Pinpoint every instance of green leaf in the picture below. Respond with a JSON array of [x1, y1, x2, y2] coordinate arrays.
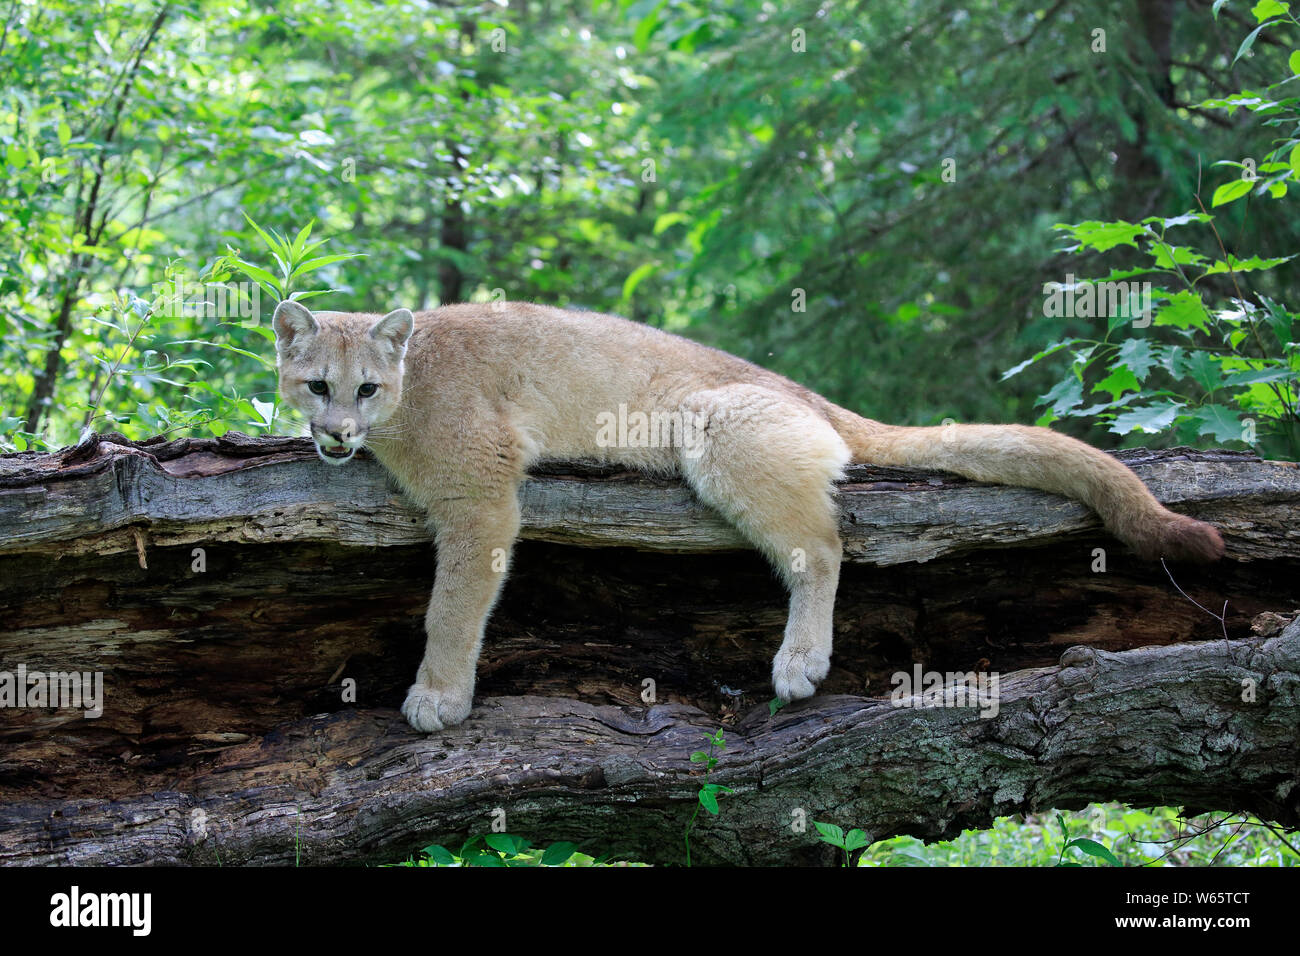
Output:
[[290, 252, 363, 280], [1190, 404, 1246, 443], [1149, 244, 1207, 269], [1093, 366, 1140, 401], [459, 835, 484, 856], [1235, 21, 1274, 65], [1002, 338, 1080, 380], [621, 261, 659, 300], [1114, 338, 1160, 380], [844, 829, 870, 851], [231, 259, 284, 300], [165, 339, 274, 368], [235, 323, 277, 343], [1221, 366, 1297, 386], [540, 842, 579, 866], [698, 789, 719, 814], [242, 214, 286, 258], [289, 221, 315, 260], [1038, 376, 1084, 416], [1211, 179, 1254, 206], [1152, 211, 1213, 229], [813, 821, 846, 846], [421, 844, 456, 865], [1202, 253, 1293, 276], [484, 833, 528, 856], [1184, 350, 1225, 393], [1291, 50, 1300, 75], [1109, 402, 1183, 435], [1153, 291, 1210, 331], [1076, 391, 1145, 417], [1054, 219, 1145, 252], [1065, 837, 1121, 866], [768, 697, 785, 716], [1159, 344, 1189, 378], [653, 212, 689, 235], [464, 851, 507, 867], [1251, 0, 1289, 23], [250, 398, 275, 427], [633, 0, 667, 52], [1260, 296, 1294, 346]]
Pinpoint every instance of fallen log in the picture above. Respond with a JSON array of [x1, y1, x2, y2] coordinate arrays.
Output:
[[0, 433, 1297, 865]]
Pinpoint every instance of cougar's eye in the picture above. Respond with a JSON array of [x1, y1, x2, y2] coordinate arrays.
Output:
[[307, 380, 329, 396], [357, 383, 378, 398]]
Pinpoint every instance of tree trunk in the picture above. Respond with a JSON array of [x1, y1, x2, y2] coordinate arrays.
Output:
[[0, 433, 1297, 865]]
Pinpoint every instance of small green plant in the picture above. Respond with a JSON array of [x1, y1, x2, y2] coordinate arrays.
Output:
[[401, 834, 583, 867], [229, 213, 363, 305], [813, 821, 870, 867], [1054, 812, 1121, 867], [684, 727, 733, 866]]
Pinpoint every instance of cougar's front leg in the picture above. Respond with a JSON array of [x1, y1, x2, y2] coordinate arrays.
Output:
[[401, 494, 521, 733]]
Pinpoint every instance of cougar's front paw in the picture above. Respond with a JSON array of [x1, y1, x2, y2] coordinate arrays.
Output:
[[401, 684, 473, 733], [772, 646, 831, 702]]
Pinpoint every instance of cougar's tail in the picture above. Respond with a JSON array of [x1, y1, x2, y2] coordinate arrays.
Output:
[[824, 406, 1223, 563]]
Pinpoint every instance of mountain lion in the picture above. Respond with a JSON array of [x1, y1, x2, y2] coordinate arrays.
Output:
[[271, 299, 1224, 732]]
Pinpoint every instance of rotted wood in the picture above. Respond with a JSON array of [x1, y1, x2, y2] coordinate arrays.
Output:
[[1, 622, 1297, 867], [0, 432, 1298, 865]]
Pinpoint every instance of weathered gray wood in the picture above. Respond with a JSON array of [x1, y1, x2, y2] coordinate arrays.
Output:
[[1, 619, 1296, 867], [2, 431, 1298, 867], [1, 432, 1296, 564]]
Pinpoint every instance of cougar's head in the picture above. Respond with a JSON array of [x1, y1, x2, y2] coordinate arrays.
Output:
[[272, 300, 414, 466]]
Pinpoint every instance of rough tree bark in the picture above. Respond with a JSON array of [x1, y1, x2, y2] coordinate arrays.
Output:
[[0, 433, 1297, 865]]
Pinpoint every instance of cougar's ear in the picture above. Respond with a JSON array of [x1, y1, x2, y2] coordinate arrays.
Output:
[[272, 300, 319, 348], [370, 308, 414, 351]]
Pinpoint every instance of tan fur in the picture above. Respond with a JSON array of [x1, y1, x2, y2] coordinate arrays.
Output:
[[272, 299, 1224, 732]]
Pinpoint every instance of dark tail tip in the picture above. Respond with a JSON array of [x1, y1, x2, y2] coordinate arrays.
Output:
[[1139, 514, 1225, 564]]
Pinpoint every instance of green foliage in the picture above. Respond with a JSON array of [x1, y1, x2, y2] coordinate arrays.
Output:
[[861, 805, 1300, 867], [1006, 12, 1300, 460], [389, 804, 1299, 867], [684, 726, 733, 866], [5, 1, 1298, 451], [392, 834, 597, 867], [813, 820, 871, 867]]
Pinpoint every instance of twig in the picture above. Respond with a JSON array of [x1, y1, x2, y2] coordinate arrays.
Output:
[[1161, 557, 1228, 641]]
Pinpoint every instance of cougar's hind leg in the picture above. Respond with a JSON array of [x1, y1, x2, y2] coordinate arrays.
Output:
[[676, 385, 851, 701]]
